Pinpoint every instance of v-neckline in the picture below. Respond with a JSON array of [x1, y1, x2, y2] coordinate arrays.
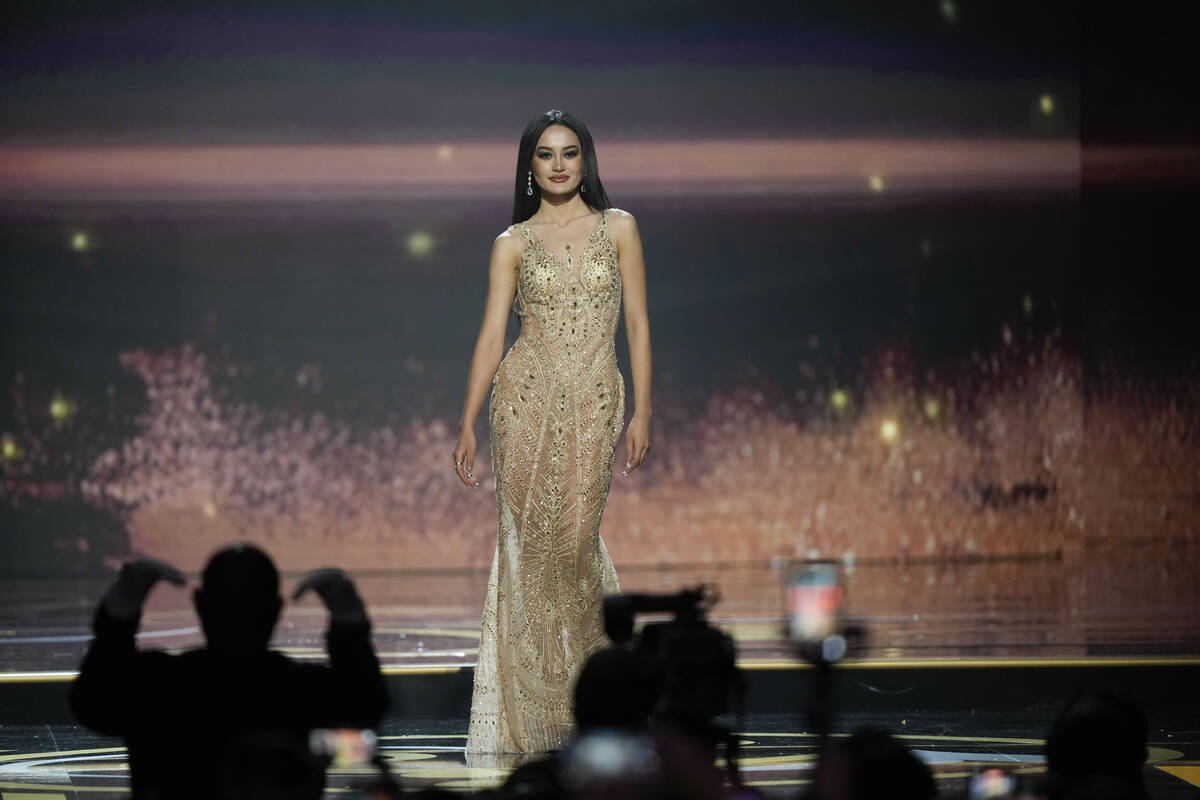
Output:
[[521, 210, 606, 272]]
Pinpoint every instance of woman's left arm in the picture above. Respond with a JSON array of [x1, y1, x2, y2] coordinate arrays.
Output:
[[612, 210, 652, 476]]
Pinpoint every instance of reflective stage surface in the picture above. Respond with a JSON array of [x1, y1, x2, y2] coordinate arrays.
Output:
[[1, 711, 1198, 798], [1, 554, 1198, 797], [3, 551, 1199, 674]]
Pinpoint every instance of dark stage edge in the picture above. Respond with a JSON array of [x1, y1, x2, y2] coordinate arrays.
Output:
[[1, 658, 1198, 798]]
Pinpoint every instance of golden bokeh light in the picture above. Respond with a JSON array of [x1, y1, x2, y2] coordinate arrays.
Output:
[[407, 230, 435, 258], [830, 389, 850, 411], [923, 398, 942, 419], [880, 418, 900, 443], [70, 231, 91, 252], [1039, 94, 1056, 115], [868, 174, 886, 193], [49, 394, 76, 422]]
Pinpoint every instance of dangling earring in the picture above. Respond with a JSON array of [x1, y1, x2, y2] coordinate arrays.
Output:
[[580, 174, 586, 194], [526, 171, 533, 197]]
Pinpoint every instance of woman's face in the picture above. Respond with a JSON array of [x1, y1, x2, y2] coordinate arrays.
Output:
[[531, 125, 583, 198]]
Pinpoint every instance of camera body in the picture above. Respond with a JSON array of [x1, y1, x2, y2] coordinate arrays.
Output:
[[602, 586, 741, 729]]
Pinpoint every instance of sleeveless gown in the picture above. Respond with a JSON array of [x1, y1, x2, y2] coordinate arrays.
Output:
[[466, 209, 624, 754]]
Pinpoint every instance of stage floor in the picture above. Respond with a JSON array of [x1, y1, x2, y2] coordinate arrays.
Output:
[[3, 552, 1199, 676], [1, 709, 1198, 798], [1, 553, 1199, 797]]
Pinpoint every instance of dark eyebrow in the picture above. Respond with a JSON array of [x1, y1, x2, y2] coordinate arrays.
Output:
[[535, 145, 580, 151]]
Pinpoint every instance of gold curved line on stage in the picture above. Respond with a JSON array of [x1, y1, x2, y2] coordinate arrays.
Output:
[[0, 747, 123, 764], [2, 654, 1196, 683], [738, 656, 1200, 670]]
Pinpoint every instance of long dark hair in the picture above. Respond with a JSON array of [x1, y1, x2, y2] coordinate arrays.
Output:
[[511, 109, 611, 225]]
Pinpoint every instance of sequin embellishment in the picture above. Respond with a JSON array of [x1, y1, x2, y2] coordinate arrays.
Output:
[[466, 210, 624, 755]]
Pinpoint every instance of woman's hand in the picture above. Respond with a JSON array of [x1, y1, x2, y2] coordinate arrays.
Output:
[[622, 413, 651, 476], [453, 428, 480, 489]]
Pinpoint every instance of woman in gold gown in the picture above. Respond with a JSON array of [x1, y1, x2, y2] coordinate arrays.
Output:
[[453, 109, 653, 754]]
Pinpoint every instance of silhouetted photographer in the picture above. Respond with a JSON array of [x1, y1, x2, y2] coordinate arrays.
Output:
[[70, 544, 387, 800]]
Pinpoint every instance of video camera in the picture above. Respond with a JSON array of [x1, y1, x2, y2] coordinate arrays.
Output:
[[602, 585, 742, 732]]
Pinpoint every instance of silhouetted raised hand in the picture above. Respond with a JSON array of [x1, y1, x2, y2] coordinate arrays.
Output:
[[102, 557, 186, 620], [293, 568, 369, 625]]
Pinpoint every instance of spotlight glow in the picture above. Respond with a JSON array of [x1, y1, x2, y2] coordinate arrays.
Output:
[[70, 231, 90, 252], [830, 389, 850, 411], [1039, 94, 1056, 115], [880, 418, 900, 443], [923, 398, 941, 419], [407, 230, 435, 258], [939, 0, 957, 23], [1022, 294, 1034, 316], [49, 395, 75, 422], [2, 435, 21, 461], [868, 174, 886, 193]]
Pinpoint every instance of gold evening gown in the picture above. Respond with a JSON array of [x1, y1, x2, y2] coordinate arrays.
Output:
[[466, 209, 624, 754]]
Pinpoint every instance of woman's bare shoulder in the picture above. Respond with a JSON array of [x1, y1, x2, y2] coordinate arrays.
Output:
[[494, 225, 524, 248], [491, 225, 524, 265], [605, 208, 639, 241]]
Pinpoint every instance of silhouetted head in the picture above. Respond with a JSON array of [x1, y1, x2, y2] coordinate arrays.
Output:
[[1045, 687, 1149, 792], [193, 543, 282, 653], [573, 646, 661, 733], [815, 727, 937, 800]]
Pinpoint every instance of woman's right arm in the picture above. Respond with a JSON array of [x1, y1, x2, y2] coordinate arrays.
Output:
[[453, 231, 521, 488]]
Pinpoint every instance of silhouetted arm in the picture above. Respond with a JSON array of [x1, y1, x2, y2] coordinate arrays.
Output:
[[294, 569, 388, 728], [69, 559, 186, 734], [325, 618, 388, 728]]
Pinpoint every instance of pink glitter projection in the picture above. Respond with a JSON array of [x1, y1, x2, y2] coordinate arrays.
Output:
[[80, 333, 1199, 572]]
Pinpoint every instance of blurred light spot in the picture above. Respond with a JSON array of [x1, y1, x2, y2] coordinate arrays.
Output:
[[920, 238, 932, 257], [939, 0, 957, 23], [830, 389, 850, 411], [202, 501, 218, 518], [1002, 324, 1013, 345], [407, 230, 435, 258], [1039, 94, 1056, 115], [880, 418, 900, 443], [867, 174, 886, 193], [822, 634, 847, 662], [70, 231, 91, 252], [1022, 294, 1034, 316], [50, 394, 75, 422], [436, 144, 454, 162], [2, 435, 21, 461], [923, 398, 941, 419]]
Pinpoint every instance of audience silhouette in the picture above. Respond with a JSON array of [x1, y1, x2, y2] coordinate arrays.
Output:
[[67, 565, 1166, 798], [809, 727, 937, 800], [1041, 687, 1152, 800], [70, 543, 387, 800], [491, 643, 758, 800]]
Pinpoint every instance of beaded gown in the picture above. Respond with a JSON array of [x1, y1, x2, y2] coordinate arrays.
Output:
[[466, 209, 623, 754]]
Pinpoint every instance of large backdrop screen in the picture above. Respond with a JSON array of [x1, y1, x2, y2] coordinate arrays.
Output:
[[2, 4, 1195, 577]]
